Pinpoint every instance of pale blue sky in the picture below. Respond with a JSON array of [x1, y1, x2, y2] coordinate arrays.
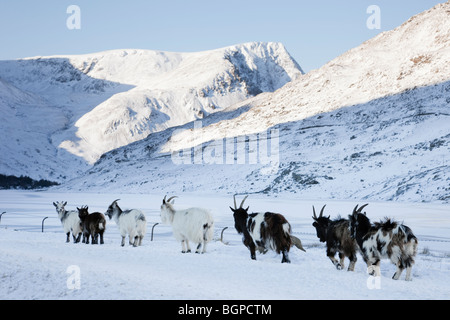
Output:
[[0, 0, 444, 72]]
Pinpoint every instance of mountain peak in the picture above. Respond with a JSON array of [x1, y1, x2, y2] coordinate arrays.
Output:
[[0, 42, 303, 178]]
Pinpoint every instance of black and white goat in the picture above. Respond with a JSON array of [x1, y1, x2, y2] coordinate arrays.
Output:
[[53, 201, 82, 243], [160, 196, 214, 254], [312, 205, 359, 271], [230, 195, 305, 263], [77, 206, 106, 245], [349, 204, 418, 281], [105, 199, 147, 247]]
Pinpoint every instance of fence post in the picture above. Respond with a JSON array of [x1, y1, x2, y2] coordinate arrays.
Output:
[[151, 222, 159, 241], [41, 217, 49, 233], [220, 227, 229, 244]]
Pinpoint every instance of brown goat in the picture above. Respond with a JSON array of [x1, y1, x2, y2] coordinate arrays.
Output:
[[77, 206, 106, 245], [312, 205, 359, 271]]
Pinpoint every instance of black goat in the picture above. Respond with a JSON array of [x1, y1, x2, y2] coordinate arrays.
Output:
[[77, 206, 106, 245], [349, 204, 418, 281], [312, 205, 359, 271], [230, 195, 305, 263]]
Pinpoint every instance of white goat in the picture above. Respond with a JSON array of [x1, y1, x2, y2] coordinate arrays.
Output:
[[105, 199, 147, 247], [160, 196, 214, 254], [53, 201, 82, 243]]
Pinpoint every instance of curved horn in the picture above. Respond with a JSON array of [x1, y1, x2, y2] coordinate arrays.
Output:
[[312, 206, 317, 220], [357, 203, 369, 213], [239, 195, 248, 209], [352, 204, 359, 215], [233, 195, 237, 210], [319, 205, 326, 218], [163, 195, 167, 204], [166, 196, 178, 203], [113, 199, 120, 204]]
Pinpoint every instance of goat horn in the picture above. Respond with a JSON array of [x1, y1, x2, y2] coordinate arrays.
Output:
[[239, 195, 248, 209], [312, 206, 317, 219], [319, 205, 326, 218], [114, 199, 120, 203], [166, 196, 178, 203], [357, 203, 369, 213], [163, 195, 167, 203], [233, 195, 237, 210], [353, 204, 359, 215]]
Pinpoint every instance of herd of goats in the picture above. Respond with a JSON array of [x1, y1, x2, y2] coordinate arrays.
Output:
[[52, 194, 418, 281]]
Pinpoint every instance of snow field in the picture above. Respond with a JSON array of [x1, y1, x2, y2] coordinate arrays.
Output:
[[0, 190, 449, 300]]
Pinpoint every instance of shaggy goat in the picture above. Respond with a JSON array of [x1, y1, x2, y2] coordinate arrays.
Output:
[[160, 195, 214, 254], [349, 204, 418, 281], [53, 201, 82, 243], [312, 205, 359, 271], [105, 199, 147, 247], [77, 206, 106, 245], [230, 195, 305, 263]]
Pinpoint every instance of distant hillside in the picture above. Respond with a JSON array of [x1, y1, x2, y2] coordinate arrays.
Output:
[[64, 2, 450, 203]]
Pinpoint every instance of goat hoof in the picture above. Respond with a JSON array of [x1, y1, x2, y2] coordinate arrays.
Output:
[[187, 249, 191, 253], [336, 264, 343, 270]]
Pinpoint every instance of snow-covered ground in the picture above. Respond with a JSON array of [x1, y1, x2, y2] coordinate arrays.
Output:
[[1, 190, 449, 300]]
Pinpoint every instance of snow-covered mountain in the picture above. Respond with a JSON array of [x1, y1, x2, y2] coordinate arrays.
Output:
[[0, 42, 303, 179], [69, 1, 450, 203]]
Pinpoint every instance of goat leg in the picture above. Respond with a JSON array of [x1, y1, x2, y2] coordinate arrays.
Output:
[[347, 253, 357, 272], [339, 253, 346, 270], [249, 242, 257, 260], [327, 249, 342, 270], [66, 232, 70, 243], [132, 236, 139, 247], [186, 239, 191, 253], [281, 249, 291, 263]]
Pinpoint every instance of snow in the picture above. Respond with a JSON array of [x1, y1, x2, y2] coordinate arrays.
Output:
[[68, 1, 450, 203], [1, 190, 449, 300], [0, 42, 302, 176], [1, 2, 450, 303]]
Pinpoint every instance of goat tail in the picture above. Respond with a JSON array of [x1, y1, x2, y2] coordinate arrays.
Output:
[[290, 235, 306, 252], [99, 222, 105, 230]]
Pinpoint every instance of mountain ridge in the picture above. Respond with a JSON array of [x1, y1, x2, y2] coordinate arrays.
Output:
[[65, 1, 450, 203], [0, 42, 302, 177]]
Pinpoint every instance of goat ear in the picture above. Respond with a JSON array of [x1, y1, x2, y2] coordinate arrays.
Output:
[[245, 206, 249, 212], [63, 201, 67, 206], [229, 206, 236, 213], [77, 207, 80, 211], [53, 202, 57, 207]]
